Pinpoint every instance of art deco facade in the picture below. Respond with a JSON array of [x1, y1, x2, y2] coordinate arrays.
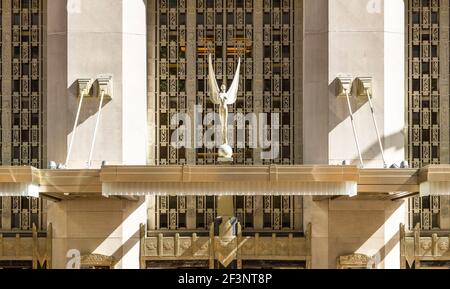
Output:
[[0, 0, 450, 269]]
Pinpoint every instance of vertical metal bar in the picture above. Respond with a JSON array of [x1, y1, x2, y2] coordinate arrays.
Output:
[[345, 90, 364, 168], [65, 90, 86, 167], [88, 90, 105, 168], [366, 90, 387, 167]]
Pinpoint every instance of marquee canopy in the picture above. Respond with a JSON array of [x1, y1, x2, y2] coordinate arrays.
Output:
[[0, 165, 448, 200]]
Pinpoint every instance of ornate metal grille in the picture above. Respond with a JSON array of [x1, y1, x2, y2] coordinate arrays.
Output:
[[154, 0, 298, 165], [195, 196, 217, 229], [234, 196, 256, 229], [155, 196, 217, 231], [235, 196, 297, 231], [263, 196, 293, 230], [195, 0, 256, 164], [157, 196, 188, 230], [406, 0, 450, 231], [156, 0, 188, 165], [409, 196, 441, 230], [0, 196, 45, 231], [0, 0, 46, 233], [1, 0, 45, 168]]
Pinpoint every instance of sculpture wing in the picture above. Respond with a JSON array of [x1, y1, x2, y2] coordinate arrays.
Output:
[[208, 54, 222, 105], [226, 57, 241, 105]]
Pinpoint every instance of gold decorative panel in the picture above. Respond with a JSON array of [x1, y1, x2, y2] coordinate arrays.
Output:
[[0, 196, 45, 231], [408, 195, 441, 230], [407, 0, 450, 231], [1, 1, 46, 233], [153, 0, 298, 165], [1, 0, 45, 168], [155, 0, 188, 165], [150, 1, 302, 235]]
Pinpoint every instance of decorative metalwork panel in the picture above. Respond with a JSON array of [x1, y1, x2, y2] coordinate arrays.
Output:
[[1, 0, 44, 168], [0, 196, 45, 231], [154, 0, 297, 165], [407, 0, 441, 168], [155, 196, 217, 230], [261, 0, 294, 164], [0, 1, 46, 233], [195, 0, 256, 165], [156, 0, 188, 165], [235, 196, 295, 231], [407, 0, 450, 231], [151, 1, 301, 233], [234, 196, 255, 229], [409, 196, 441, 230], [157, 196, 188, 230], [195, 196, 217, 229], [263, 196, 293, 230]]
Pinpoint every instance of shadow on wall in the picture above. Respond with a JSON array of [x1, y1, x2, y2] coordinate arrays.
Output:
[[67, 80, 112, 130], [50, 197, 143, 269], [333, 130, 405, 166], [327, 79, 405, 164], [329, 78, 371, 133], [327, 199, 405, 269]]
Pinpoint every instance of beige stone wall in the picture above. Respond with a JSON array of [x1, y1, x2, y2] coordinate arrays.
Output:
[[304, 0, 406, 167], [47, 197, 146, 269], [46, 0, 147, 168], [304, 197, 407, 269]]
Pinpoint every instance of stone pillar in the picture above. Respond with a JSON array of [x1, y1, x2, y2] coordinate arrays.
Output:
[[146, 196, 156, 231], [2, 0, 12, 165], [1, 197, 12, 230], [303, 196, 329, 269], [217, 196, 234, 218], [293, 0, 303, 164], [303, 0, 406, 167], [47, 0, 147, 168], [186, 196, 197, 230], [440, 0, 450, 164], [254, 196, 264, 230], [122, 1, 148, 166], [46, 0, 68, 166], [303, 0, 329, 165], [47, 197, 147, 269]]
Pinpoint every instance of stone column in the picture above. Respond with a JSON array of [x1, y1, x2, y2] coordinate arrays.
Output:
[[302, 0, 329, 165], [440, 0, 450, 164], [121, 0, 148, 166], [46, 0, 68, 165], [1, 197, 12, 230], [254, 196, 263, 230], [293, 0, 303, 164], [47, 0, 147, 168], [2, 0, 12, 165], [146, 196, 156, 231], [303, 196, 329, 269], [186, 196, 197, 230]]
